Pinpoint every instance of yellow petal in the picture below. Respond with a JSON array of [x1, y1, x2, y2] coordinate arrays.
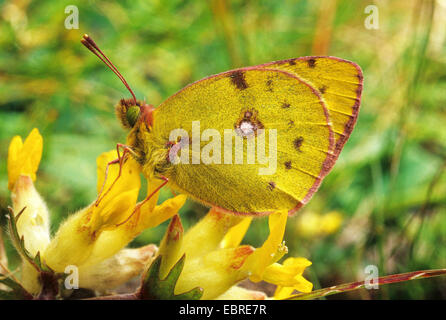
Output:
[[246, 210, 288, 282], [181, 208, 243, 261], [96, 150, 118, 194], [293, 275, 313, 293], [275, 276, 313, 295], [274, 286, 295, 300], [262, 258, 313, 293], [144, 178, 165, 212], [91, 149, 141, 232], [263, 263, 301, 286], [175, 246, 254, 300], [22, 128, 43, 180], [140, 194, 187, 230], [7, 136, 23, 190], [96, 150, 141, 199], [7, 128, 43, 190], [283, 257, 312, 270], [221, 217, 252, 249], [80, 193, 185, 267], [97, 189, 139, 229]]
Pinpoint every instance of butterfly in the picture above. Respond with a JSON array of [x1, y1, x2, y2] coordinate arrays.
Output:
[[81, 34, 363, 216]]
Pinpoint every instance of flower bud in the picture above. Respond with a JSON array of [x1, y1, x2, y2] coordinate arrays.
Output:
[[78, 245, 157, 291], [158, 215, 184, 279]]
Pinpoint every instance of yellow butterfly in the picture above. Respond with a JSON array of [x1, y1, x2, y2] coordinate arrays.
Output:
[[82, 35, 363, 216]]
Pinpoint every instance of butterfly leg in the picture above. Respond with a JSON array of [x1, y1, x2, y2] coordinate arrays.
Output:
[[95, 143, 137, 206], [116, 176, 169, 226]]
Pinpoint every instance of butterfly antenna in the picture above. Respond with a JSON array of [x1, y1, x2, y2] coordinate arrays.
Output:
[[81, 34, 138, 106]]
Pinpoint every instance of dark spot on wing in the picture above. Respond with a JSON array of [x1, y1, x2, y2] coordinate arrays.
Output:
[[319, 85, 327, 94], [229, 71, 248, 90], [285, 161, 292, 170], [268, 181, 276, 191], [282, 102, 290, 109], [288, 120, 295, 128], [293, 136, 304, 151], [266, 79, 273, 92], [307, 59, 316, 68]]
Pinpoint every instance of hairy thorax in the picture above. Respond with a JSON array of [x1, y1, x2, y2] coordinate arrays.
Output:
[[126, 121, 173, 180]]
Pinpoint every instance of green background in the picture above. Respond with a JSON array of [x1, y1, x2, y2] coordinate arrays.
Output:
[[1, 0, 445, 299]]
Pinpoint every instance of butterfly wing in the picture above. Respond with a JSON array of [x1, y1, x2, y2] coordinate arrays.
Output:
[[151, 67, 336, 215], [258, 56, 363, 157]]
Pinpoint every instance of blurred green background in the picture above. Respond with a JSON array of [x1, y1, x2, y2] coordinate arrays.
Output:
[[1, 0, 445, 299]]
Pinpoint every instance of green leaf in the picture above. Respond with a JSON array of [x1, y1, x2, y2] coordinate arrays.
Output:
[[0, 275, 33, 300], [140, 255, 203, 300]]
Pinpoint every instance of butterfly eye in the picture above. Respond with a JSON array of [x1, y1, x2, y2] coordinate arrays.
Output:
[[126, 106, 140, 127], [116, 98, 140, 129]]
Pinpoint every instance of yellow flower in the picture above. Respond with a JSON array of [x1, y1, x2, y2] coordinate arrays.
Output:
[[7, 129, 48, 257], [239, 211, 313, 296], [43, 150, 185, 271], [6, 129, 49, 294], [6, 129, 186, 294], [154, 209, 313, 300], [155, 208, 251, 299], [7, 128, 43, 191], [270, 257, 313, 298], [320, 211, 343, 234], [243, 210, 289, 282], [296, 210, 343, 238]]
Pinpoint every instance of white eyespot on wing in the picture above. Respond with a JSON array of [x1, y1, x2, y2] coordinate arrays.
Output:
[[238, 120, 255, 136]]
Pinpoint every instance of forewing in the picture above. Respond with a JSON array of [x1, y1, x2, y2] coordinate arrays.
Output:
[[152, 68, 335, 215]]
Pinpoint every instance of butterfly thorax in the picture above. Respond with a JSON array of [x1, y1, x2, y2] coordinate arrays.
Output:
[[126, 120, 172, 179]]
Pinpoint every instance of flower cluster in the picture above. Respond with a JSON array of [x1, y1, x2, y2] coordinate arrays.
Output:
[[1, 128, 313, 300]]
